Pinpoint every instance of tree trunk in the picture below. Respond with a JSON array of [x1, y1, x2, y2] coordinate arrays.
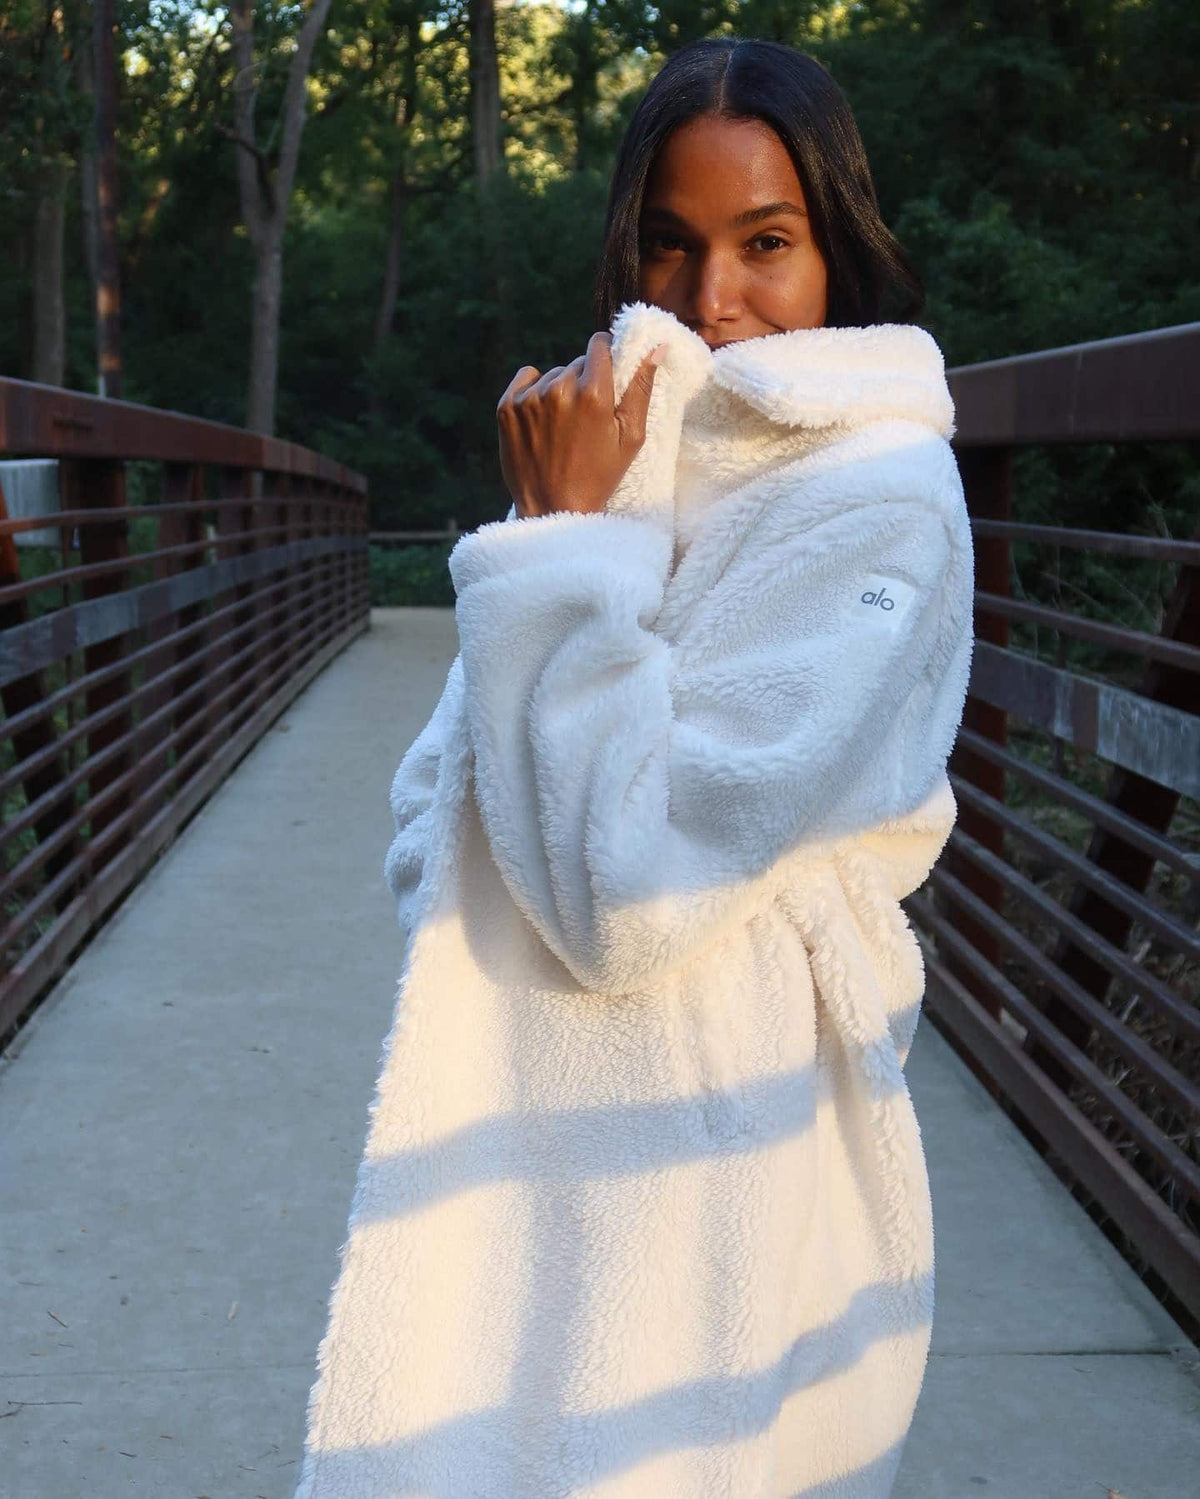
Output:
[[469, 0, 503, 191], [229, 0, 333, 436], [93, 0, 121, 398], [372, 18, 421, 362], [373, 169, 410, 356], [73, 0, 101, 381], [467, 0, 515, 405], [247, 236, 284, 437], [31, 159, 69, 387], [563, 8, 601, 174]]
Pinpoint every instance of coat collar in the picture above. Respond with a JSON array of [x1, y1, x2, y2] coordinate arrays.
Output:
[[608, 299, 956, 439], [603, 300, 956, 539]]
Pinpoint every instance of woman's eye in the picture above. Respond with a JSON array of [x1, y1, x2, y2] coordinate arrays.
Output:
[[640, 231, 789, 257], [642, 233, 687, 255]]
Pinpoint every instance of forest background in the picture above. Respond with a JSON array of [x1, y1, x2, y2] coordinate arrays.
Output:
[[2, 0, 1198, 606]]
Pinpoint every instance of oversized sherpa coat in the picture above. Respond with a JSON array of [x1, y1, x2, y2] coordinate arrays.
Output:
[[294, 301, 975, 1499]]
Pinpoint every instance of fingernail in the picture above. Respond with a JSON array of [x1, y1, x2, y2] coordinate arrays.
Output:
[[649, 343, 668, 365]]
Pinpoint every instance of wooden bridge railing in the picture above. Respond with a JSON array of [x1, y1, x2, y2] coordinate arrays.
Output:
[[917, 322, 1200, 1328], [0, 379, 369, 1043]]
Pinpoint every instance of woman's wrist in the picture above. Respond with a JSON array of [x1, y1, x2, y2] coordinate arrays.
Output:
[[511, 491, 601, 520]]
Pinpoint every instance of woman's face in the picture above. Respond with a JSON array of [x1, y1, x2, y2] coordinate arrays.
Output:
[[637, 113, 828, 348]]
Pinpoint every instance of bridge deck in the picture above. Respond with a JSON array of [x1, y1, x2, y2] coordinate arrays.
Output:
[[2, 608, 1195, 1497]]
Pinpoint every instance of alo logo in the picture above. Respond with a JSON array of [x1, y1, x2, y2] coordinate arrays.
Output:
[[856, 572, 915, 625]]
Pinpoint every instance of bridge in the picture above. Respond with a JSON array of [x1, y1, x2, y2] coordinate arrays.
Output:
[[2, 326, 1198, 1495]]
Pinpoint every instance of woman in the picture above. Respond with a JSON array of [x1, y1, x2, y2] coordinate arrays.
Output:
[[295, 36, 974, 1499]]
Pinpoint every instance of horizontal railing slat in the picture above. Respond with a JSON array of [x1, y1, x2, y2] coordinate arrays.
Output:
[[974, 590, 1200, 672], [948, 320, 1200, 445], [1, 511, 285, 607], [939, 825, 1200, 1045], [948, 773, 1200, 962], [970, 518, 1200, 564], [0, 376, 366, 490], [0, 533, 365, 687], [968, 640, 1200, 797], [953, 725, 1198, 886]]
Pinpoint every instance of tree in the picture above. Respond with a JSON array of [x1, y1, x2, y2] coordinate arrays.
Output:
[[0, 0, 87, 386], [367, 6, 443, 359], [467, 0, 513, 401], [92, 0, 121, 395], [469, 0, 502, 190], [227, 0, 334, 435]]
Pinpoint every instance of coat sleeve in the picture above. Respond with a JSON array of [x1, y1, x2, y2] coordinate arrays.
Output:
[[383, 652, 465, 937], [447, 434, 974, 994], [382, 505, 520, 931]]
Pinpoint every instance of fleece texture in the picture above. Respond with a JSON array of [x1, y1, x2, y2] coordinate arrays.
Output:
[[293, 301, 976, 1498]]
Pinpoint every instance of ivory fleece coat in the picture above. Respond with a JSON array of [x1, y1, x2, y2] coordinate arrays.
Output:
[[294, 300, 976, 1499]]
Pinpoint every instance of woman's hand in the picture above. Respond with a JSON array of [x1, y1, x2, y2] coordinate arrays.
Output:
[[496, 330, 668, 518]]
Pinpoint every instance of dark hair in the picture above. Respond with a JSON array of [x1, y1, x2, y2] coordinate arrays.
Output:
[[593, 37, 924, 330]]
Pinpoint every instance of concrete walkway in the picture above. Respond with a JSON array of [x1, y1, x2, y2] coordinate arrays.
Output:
[[2, 607, 1196, 1498]]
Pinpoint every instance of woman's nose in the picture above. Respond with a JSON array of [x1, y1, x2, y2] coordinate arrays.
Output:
[[689, 250, 742, 328]]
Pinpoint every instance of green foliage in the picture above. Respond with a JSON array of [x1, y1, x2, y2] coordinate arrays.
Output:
[[823, 5, 1200, 364], [369, 541, 455, 606]]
